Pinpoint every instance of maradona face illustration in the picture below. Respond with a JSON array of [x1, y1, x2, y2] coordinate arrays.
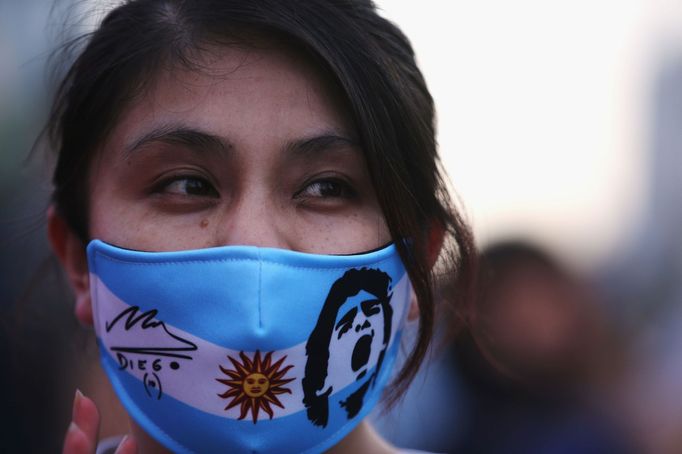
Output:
[[302, 268, 393, 427]]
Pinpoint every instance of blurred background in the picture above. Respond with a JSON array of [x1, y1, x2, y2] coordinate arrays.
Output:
[[2, 0, 682, 452]]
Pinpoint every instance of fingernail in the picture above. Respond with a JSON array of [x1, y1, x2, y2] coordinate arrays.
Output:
[[72, 388, 84, 420], [114, 434, 136, 454], [67, 421, 81, 434]]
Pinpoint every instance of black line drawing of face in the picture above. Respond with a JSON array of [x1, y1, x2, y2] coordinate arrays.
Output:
[[302, 268, 393, 428], [330, 291, 386, 383]]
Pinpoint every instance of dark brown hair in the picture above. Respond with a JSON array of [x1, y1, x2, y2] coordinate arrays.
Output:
[[47, 0, 476, 403]]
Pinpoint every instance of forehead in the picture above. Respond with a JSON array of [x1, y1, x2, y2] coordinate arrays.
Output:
[[103, 43, 354, 156], [334, 290, 383, 324]]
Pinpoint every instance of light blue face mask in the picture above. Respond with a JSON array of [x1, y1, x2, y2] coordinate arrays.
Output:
[[87, 240, 412, 454]]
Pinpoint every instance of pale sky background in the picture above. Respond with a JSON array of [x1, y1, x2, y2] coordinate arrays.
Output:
[[376, 0, 682, 269]]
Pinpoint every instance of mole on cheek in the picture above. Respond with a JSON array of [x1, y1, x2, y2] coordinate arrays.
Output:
[[200, 219, 209, 228]]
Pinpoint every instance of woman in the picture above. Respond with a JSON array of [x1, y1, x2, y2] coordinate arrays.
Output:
[[45, 1, 475, 452]]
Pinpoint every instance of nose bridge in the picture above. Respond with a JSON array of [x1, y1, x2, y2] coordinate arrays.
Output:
[[217, 187, 288, 249], [355, 312, 371, 332]]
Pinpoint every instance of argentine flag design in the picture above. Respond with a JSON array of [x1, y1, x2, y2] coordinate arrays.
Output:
[[87, 240, 411, 454]]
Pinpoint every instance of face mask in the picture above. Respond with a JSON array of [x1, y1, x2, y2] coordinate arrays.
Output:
[[87, 239, 412, 454]]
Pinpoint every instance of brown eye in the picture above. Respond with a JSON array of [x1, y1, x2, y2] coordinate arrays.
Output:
[[295, 178, 355, 199], [161, 176, 219, 198]]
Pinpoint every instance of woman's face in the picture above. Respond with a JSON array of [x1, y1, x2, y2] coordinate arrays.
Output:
[[87, 44, 390, 254]]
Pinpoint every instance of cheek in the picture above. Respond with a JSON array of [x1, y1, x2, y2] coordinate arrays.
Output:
[[89, 196, 217, 251], [290, 209, 390, 254], [86, 142, 227, 251], [330, 328, 359, 363], [88, 200, 389, 253]]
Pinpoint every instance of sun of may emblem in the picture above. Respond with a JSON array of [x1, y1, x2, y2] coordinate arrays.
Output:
[[216, 350, 295, 423]]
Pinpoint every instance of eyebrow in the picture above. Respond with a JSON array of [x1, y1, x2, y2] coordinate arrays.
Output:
[[125, 125, 232, 157], [335, 307, 358, 333], [361, 298, 381, 316], [284, 133, 358, 158], [125, 125, 357, 159]]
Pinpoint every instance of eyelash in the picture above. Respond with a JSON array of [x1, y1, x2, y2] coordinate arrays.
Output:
[[152, 174, 357, 202], [293, 177, 356, 201], [155, 175, 219, 198]]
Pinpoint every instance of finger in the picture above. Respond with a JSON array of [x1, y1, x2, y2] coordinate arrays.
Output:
[[113, 434, 138, 454], [72, 389, 100, 446], [62, 422, 91, 454]]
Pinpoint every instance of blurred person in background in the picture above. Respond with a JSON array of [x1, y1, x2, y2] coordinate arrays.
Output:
[[449, 240, 636, 454]]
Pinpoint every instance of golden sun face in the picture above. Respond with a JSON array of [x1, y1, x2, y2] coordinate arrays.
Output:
[[243, 373, 269, 397], [217, 350, 294, 423]]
